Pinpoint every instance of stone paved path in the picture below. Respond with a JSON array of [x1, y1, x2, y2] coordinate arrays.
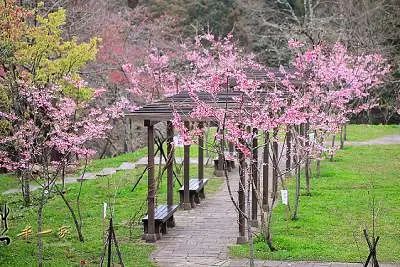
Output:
[[2, 162, 135, 195], [151, 171, 239, 266], [346, 134, 400, 146]]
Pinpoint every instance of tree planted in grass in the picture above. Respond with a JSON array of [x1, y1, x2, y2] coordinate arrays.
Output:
[[0, 2, 136, 266], [123, 33, 389, 262]]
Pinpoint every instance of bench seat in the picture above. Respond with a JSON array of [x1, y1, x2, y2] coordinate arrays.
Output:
[[178, 178, 208, 208], [142, 204, 179, 239]]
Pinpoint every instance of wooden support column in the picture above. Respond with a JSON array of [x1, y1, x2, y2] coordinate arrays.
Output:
[[271, 128, 278, 200], [286, 125, 291, 176], [214, 127, 225, 177], [183, 121, 191, 210], [237, 141, 247, 244], [251, 128, 258, 227], [198, 122, 204, 181], [262, 131, 269, 211], [167, 121, 174, 206], [144, 120, 157, 242]]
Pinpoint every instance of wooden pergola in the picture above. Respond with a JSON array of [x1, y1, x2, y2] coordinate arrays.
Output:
[[126, 72, 293, 243], [126, 91, 242, 242]]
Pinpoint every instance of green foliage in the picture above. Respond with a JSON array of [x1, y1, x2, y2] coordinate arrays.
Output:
[[231, 145, 400, 262], [17, 8, 98, 88]]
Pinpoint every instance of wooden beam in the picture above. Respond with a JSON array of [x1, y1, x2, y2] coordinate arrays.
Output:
[[183, 121, 191, 210], [145, 123, 157, 242], [167, 121, 174, 207]]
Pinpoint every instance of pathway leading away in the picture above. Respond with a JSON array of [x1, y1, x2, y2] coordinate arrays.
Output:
[[151, 171, 239, 266]]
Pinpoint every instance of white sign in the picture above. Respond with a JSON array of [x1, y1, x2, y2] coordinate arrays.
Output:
[[103, 202, 107, 219], [309, 132, 315, 142], [173, 135, 184, 147], [281, 190, 288, 205]]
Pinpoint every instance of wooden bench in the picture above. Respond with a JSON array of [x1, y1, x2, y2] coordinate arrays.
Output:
[[179, 179, 208, 208], [214, 158, 235, 172], [142, 204, 179, 239]]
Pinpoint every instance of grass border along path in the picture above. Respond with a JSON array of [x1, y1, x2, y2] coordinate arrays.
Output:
[[230, 145, 400, 263]]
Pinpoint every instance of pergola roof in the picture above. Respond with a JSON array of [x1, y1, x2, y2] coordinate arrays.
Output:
[[125, 69, 291, 122], [125, 91, 241, 121]]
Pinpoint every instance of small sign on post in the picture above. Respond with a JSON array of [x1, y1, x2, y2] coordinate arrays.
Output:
[[309, 132, 315, 142], [103, 203, 107, 219], [281, 190, 288, 205]]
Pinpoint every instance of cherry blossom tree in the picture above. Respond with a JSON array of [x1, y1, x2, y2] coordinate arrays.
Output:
[[123, 33, 389, 260], [0, 75, 136, 266]]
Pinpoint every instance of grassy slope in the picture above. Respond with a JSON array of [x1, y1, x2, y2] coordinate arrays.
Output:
[[230, 145, 400, 263], [343, 124, 400, 141], [0, 163, 223, 266]]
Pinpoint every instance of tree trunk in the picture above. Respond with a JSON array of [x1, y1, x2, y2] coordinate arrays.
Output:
[[316, 158, 321, 178], [22, 173, 30, 206], [304, 123, 311, 196], [57, 189, 85, 242], [247, 172, 255, 267], [340, 125, 344, 149], [292, 164, 301, 220], [292, 128, 301, 220], [330, 135, 336, 162], [37, 194, 44, 267]]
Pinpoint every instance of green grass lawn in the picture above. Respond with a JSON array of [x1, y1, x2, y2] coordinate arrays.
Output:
[[343, 124, 400, 141], [0, 163, 223, 266], [230, 145, 400, 263]]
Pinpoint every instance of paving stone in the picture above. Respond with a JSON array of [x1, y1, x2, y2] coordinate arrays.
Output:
[[116, 162, 135, 171], [96, 168, 117, 177], [76, 172, 96, 181]]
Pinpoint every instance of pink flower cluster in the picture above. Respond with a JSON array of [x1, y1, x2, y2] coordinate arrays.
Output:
[[0, 77, 135, 172], [123, 34, 389, 159]]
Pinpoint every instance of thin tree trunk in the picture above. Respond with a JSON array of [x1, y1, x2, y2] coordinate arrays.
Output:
[[22, 173, 30, 206], [340, 125, 344, 149], [292, 164, 301, 220], [37, 192, 45, 267], [57, 187, 85, 242], [330, 135, 336, 162], [316, 135, 323, 178], [343, 124, 347, 141], [292, 127, 301, 220], [247, 172, 255, 267], [304, 123, 311, 196]]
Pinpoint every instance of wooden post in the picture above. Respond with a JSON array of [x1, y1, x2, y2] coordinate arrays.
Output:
[[271, 128, 278, 200], [198, 122, 204, 181], [237, 140, 247, 244], [183, 121, 191, 210], [144, 120, 157, 242], [286, 126, 291, 176], [167, 121, 174, 207], [262, 131, 269, 211], [251, 128, 258, 227], [214, 127, 225, 177]]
